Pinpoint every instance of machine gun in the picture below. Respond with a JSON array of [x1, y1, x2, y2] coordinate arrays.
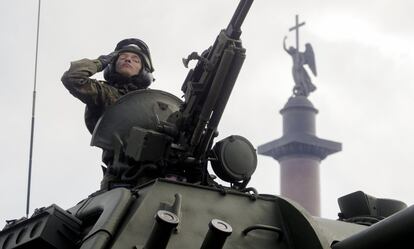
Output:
[[178, 0, 252, 157], [167, 0, 256, 186]]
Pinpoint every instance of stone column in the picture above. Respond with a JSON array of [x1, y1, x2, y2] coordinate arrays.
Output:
[[258, 96, 341, 216]]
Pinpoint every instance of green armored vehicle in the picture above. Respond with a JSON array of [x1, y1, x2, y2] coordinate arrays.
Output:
[[1, 0, 413, 248]]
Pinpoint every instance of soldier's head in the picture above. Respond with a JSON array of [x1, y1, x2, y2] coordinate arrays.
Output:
[[104, 38, 155, 88]]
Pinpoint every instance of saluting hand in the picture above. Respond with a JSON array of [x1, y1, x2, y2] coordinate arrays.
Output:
[[97, 51, 118, 69]]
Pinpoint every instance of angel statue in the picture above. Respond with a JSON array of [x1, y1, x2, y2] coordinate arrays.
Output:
[[283, 36, 317, 97]]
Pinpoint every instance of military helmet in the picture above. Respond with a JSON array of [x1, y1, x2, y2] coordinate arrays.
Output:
[[115, 38, 154, 73], [104, 38, 155, 88]]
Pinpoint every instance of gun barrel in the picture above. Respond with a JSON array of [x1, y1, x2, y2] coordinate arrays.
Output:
[[196, 47, 246, 156], [332, 205, 414, 249], [190, 47, 236, 147], [226, 0, 254, 38]]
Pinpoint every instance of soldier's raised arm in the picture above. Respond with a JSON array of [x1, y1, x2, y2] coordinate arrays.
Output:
[[61, 54, 120, 107]]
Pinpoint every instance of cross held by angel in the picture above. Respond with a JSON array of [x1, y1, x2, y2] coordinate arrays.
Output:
[[283, 15, 317, 97]]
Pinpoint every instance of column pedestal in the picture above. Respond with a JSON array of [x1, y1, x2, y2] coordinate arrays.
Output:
[[258, 96, 341, 216]]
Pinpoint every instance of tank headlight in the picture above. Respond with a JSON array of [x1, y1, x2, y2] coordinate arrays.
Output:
[[211, 135, 257, 183]]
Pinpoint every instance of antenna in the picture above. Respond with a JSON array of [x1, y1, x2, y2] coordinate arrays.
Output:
[[26, 0, 41, 218]]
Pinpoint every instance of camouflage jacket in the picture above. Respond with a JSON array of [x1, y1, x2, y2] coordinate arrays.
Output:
[[61, 58, 136, 133]]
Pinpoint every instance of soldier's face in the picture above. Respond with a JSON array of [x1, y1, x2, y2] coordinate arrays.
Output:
[[115, 52, 142, 77]]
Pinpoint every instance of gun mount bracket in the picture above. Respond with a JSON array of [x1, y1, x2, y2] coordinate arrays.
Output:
[[182, 52, 209, 68]]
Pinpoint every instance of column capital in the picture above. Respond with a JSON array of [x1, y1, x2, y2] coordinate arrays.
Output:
[[258, 133, 342, 161]]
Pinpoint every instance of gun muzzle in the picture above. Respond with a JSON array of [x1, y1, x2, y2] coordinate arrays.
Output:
[[200, 219, 232, 249], [143, 210, 179, 249]]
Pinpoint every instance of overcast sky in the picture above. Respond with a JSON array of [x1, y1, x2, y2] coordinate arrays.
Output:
[[1, 0, 413, 225]]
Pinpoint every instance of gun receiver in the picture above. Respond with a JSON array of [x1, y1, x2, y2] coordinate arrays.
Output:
[[178, 0, 253, 167]]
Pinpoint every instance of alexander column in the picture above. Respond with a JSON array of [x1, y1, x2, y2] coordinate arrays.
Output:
[[257, 15, 341, 216]]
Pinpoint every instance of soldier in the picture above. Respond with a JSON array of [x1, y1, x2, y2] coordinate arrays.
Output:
[[62, 38, 154, 133], [61, 38, 155, 189]]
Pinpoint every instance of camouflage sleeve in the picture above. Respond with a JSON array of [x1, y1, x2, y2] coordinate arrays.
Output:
[[61, 58, 120, 107]]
